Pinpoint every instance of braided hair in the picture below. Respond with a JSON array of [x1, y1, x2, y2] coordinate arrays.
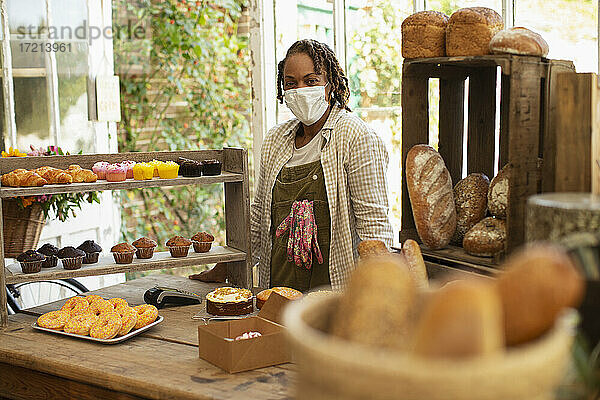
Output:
[[276, 39, 351, 112]]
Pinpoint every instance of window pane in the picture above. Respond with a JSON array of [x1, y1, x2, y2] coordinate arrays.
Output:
[[425, 0, 502, 15], [346, 0, 412, 243], [274, 0, 334, 122], [14, 77, 51, 150], [56, 41, 92, 153], [515, 0, 598, 73]]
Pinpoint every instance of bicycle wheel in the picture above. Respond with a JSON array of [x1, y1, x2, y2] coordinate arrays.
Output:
[[9, 279, 89, 312]]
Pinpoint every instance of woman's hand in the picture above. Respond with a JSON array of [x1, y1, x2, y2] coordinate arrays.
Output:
[[188, 262, 227, 283]]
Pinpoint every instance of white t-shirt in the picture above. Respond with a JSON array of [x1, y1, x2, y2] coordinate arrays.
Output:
[[285, 133, 323, 167]]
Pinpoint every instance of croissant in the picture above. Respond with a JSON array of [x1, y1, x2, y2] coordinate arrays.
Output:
[[34, 167, 73, 184], [66, 165, 98, 183], [1, 170, 47, 187]]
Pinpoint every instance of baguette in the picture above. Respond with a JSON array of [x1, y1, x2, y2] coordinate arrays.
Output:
[[405, 144, 456, 249], [401, 239, 428, 289]]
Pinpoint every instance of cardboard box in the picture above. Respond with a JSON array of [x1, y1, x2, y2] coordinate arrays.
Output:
[[197, 292, 291, 373]]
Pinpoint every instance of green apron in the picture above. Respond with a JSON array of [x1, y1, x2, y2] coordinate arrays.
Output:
[[270, 160, 331, 292]]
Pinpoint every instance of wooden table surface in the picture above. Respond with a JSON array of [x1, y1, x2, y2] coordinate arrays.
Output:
[[0, 275, 294, 400]]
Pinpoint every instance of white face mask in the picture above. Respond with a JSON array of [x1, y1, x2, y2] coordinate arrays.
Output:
[[284, 84, 329, 126]]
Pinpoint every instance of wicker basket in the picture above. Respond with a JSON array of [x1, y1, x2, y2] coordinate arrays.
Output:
[[2, 199, 45, 258], [284, 295, 577, 400]]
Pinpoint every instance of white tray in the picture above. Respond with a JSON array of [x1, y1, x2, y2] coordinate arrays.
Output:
[[32, 315, 163, 344]]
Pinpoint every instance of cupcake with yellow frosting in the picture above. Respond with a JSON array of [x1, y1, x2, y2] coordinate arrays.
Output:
[[133, 163, 154, 180], [158, 161, 179, 179], [149, 159, 162, 177]]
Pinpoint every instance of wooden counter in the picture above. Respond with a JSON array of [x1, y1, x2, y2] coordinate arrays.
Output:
[[0, 275, 294, 400]]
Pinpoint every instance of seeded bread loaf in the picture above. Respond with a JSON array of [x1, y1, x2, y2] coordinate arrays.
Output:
[[452, 173, 490, 244], [446, 7, 504, 56], [490, 27, 549, 57], [401, 11, 449, 58], [406, 144, 457, 249]]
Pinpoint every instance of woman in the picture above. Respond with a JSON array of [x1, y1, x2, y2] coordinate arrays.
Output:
[[191, 39, 393, 291]]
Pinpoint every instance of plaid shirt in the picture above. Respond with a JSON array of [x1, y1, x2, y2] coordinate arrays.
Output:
[[250, 106, 393, 290]]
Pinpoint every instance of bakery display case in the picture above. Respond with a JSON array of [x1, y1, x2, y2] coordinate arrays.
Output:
[[0, 148, 252, 328], [399, 54, 587, 270]]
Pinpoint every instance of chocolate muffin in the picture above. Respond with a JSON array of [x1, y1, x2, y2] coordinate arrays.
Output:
[[166, 236, 192, 258], [57, 246, 86, 270], [132, 237, 158, 259], [16, 250, 46, 274], [191, 232, 215, 253], [202, 159, 221, 176], [37, 243, 59, 268], [178, 158, 203, 177], [77, 240, 103, 264], [110, 243, 136, 264]]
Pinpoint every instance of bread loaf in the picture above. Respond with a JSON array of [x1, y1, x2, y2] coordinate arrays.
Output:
[[490, 27, 549, 57], [401, 11, 449, 58], [330, 256, 416, 349], [497, 244, 585, 346], [463, 217, 506, 257], [406, 144, 456, 249], [401, 239, 428, 289], [446, 7, 504, 56], [488, 164, 509, 219], [357, 239, 389, 258], [452, 173, 489, 243], [411, 278, 504, 358]]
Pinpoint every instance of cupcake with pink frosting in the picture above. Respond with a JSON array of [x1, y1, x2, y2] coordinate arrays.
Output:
[[92, 161, 109, 180], [106, 163, 127, 182], [121, 160, 136, 179]]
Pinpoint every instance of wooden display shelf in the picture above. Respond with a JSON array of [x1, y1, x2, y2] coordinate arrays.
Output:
[[0, 172, 243, 198], [0, 148, 252, 328], [401, 54, 576, 259], [4, 246, 246, 285]]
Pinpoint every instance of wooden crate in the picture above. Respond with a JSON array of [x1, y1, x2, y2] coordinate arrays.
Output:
[[400, 55, 575, 261]]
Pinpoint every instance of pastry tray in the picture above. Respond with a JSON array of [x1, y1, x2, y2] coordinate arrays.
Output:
[[31, 315, 163, 344]]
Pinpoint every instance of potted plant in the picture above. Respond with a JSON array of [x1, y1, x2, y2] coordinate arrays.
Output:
[[2, 146, 100, 258]]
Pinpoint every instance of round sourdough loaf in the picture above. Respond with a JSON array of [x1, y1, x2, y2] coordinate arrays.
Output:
[[401, 11, 449, 58], [490, 27, 549, 57], [452, 173, 490, 243], [446, 7, 504, 56], [406, 144, 456, 250], [462, 217, 506, 257], [488, 164, 510, 219]]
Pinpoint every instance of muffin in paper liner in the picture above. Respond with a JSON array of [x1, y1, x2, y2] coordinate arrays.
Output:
[[135, 246, 156, 259], [168, 245, 190, 258], [192, 240, 213, 253], [82, 252, 100, 264], [61, 256, 84, 270], [20, 260, 43, 274], [112, 251, 136, 264], [41, 255, 58, 268]]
